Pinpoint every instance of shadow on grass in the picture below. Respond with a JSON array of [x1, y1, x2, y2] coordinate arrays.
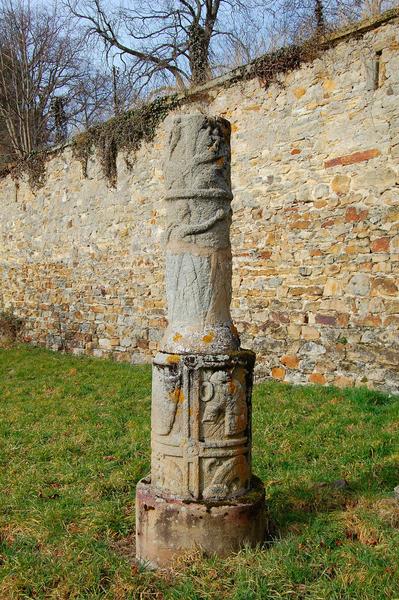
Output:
[[267, 460, 398, 539]]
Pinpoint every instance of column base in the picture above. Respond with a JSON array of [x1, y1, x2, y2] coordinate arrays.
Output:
[[136, 475, 268, 568]]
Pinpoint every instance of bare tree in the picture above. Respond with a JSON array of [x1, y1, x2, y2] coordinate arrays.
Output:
[[66, 0, 267, 89], [0, 0, 87, 158], [67, 64, 141, 131], [261, 0, 397, 48], [0, 0, 137, 162]]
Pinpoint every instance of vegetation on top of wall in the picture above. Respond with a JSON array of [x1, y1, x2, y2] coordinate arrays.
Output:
[[251, 41, 321, 89], [0, 94, 182, 189], [0, 40, 318, 188], [0, 39, 333, 187], [71, 41, 323, 185], [72, 94, 182, 186], [73, 37, 327, 185], [223, 7, 399, 90], [0, 8, 397, 188], [0, 151, 48, 190]]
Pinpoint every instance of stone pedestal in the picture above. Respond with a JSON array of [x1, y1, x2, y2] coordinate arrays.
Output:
[[136, 476, 266, 568], [135, 114, 267, 567]]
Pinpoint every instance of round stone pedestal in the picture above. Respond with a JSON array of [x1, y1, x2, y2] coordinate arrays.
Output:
[[136, 476, 268, 568]]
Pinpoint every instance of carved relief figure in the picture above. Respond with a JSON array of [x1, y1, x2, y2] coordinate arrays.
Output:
[[152, 452, 184, 494], [201, 368, 248, 441], [152, 364, 182, 436], [225, 367, 248, 436], [203, 455, 249, 500], [164, 202, 228, 244], [165, 116, 232, 196], [201, 370, 228, 440]]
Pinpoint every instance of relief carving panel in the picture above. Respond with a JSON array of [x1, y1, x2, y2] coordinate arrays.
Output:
[[151, 352, 254, 501]]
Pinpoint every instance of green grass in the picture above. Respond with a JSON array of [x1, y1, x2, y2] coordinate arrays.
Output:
[[0, 346, 398, 600]]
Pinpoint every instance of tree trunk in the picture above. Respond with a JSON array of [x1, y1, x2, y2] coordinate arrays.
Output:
[[315, 0, 325, 32], [188, 23, 211, 85]]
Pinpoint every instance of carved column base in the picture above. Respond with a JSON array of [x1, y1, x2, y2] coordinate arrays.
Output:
[[150, 350, 256, 500], [136, 475, 267, 568]]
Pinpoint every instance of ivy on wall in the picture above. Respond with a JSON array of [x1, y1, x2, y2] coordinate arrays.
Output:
[[0, 151, 48, 190], [251, 42, 320, 89], [0, 41, 322, 188], [72, 95, 181, 186]]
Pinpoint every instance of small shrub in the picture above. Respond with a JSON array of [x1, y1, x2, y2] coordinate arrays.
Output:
[[0, 310, 23, 347]]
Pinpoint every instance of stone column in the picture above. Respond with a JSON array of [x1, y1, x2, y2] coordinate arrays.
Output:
[[136, 114, 267, 568]]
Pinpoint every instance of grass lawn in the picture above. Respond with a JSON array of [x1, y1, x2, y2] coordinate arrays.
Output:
[[0, 346, 398, 600]]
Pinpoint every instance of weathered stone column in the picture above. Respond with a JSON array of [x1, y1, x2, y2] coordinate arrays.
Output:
[[136, 114, 267, 568]]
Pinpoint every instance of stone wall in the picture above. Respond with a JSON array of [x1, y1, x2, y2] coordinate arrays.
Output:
[[1, 13, 398, 393]]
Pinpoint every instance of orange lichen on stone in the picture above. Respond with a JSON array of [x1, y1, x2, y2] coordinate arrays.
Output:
[[291, 148, 301, 155], [272, 367, 286, 380], [173, 333, 183, 342], [309, 373, 326, 385], [202, 331, 215, 343], [167, 354, 181, 364], [169, 387, 185, 404], [281, 355, 299, 369]]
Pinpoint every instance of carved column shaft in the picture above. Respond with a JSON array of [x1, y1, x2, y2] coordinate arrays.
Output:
[[136, 114, 266, 567], [162, 114, 239, 355], [151, 115, 254, 502], [151, 351, 255, 501]]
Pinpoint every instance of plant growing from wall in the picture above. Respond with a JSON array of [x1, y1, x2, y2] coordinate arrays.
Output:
[[10, 152, 47, 190], [70, 36, 327, 186], [0, 309, 23, 347], [251, 41, 321, 89]]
